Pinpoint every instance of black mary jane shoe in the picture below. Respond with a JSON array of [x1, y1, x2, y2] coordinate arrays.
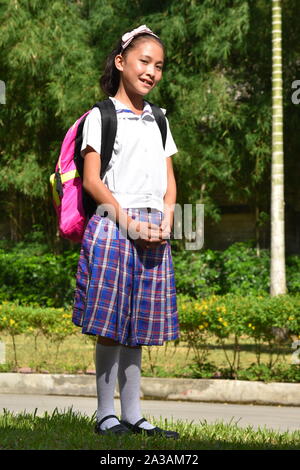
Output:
[[94, 414, 131, 436], [120, 417, 180, 439]]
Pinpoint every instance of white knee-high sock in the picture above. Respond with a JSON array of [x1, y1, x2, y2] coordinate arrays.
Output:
[[95, 342, 121, 430], [118, 345, 155, 430]]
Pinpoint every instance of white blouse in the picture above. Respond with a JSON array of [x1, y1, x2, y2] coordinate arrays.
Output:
[[80, 96, 178, 212]]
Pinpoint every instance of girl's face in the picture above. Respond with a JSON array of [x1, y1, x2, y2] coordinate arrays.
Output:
[[115, 39, 164, 97]]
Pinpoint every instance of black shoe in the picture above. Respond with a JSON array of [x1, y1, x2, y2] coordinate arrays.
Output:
[[95, 414, 131, 435], [120, 417, 180, 439]]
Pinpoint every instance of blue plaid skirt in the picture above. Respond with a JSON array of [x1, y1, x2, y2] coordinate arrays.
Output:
[[72, 207, 179, 346]]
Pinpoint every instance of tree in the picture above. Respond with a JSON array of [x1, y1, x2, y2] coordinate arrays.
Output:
[[146, 0, 273, 243], [0, 0, 299, 255], [270, 0, 286, 295], [0, 0, 99, 244]]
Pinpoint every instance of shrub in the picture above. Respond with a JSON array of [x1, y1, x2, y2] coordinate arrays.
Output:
[[219, 240, 270, 295], [286, 255, 300, 294], [0, 302, 77, 365], [0, 296, 299, 381], [177, 292, 300, 377], [173, 249, 222, 298], [1, 240, 300, 308], [0, 247, 79, 307]]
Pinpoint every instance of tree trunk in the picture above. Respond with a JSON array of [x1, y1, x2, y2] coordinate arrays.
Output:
[[270, 0, 286, 296]]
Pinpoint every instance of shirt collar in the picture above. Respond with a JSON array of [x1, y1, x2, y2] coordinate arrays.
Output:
[[109, 96, 156, 121]]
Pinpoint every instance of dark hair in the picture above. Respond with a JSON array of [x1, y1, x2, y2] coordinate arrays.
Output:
[[100, 33, 165, 97]]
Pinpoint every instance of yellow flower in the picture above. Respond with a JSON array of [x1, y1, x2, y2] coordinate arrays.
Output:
[[218, 317, 223, 322], [288, 316, 294, 321], [9, 319, 15, 326], [223, 321, 228, 327]]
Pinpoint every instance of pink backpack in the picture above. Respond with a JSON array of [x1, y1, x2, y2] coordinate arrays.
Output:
[[50, 111, 90, 243], [50, 100, 117, 243], [50, 99, 166, 243]]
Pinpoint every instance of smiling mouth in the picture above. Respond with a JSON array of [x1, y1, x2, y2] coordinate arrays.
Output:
[[139, 78, 153, 87]]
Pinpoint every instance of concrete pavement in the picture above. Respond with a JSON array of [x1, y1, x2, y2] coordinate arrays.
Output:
[[1, 373, 300, 406], [1, 394, 300, 433]]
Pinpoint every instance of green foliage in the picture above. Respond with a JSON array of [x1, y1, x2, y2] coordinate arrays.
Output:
[[238, 362, 300, 383], [286, 255, 300, 293], [0, 0, 99, 241], [177, 292, 300, 341], [0, 0, 99, 195], [1, 241, 300, 307], [0, 294, 299, 381], [0, 247, 79, 307], [219, 240, 270, 295], [1, 0, 297, 245], [144, 0, 273, 220], [174, 241, 300, 298], [173, 248, 222, 298], [177, 292, 300, 378], [0, 302, 77, 365], [0, 302, 29, 336]]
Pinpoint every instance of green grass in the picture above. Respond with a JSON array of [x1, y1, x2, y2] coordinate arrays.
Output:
[[0, 408, 299, 450], [0, 331, 294, 379]]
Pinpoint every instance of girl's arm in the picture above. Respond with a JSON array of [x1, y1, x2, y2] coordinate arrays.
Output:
[[161, 156, 177, 232]]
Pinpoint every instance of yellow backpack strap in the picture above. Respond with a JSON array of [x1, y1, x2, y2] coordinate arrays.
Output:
[[50, 169, 80, 206], [49, 173, 60, 206]]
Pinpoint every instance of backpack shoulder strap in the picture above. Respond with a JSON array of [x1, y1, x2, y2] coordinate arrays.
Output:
[[77, 98, 117, 218], [92, 99, 117, 179], [148, 102, 167, 149]]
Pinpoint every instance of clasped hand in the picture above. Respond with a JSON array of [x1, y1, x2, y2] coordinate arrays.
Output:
[[129, 219, 171, 249]]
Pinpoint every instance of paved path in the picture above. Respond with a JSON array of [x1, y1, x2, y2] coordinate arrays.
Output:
[[0, 394, 299, 433]]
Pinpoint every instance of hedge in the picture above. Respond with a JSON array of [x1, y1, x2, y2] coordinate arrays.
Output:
[[1, 240, 300, 307], [0, 294, 299, 380]]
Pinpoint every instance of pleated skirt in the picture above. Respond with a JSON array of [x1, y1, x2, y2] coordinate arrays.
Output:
[[72, 207, 179, 346]]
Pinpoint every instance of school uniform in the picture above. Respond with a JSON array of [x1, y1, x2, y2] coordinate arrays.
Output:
[[72, 97, 180, 346]]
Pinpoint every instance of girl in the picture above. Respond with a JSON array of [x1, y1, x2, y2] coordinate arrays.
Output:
[[72, 25, 179, 438]]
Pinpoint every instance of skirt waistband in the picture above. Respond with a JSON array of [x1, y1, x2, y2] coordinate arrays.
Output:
[[96, 206, 161, 216]]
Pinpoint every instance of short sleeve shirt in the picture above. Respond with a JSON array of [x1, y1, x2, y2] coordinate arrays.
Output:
[[81, 96, 178, 212]]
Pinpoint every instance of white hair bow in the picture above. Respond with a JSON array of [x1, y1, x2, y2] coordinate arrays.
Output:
[[121, 24, 159, 51]]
